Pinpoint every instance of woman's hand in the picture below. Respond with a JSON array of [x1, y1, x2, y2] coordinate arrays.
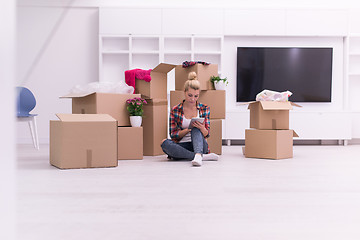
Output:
[[178, 128, 192, 139], [192, 120, 208, 137]]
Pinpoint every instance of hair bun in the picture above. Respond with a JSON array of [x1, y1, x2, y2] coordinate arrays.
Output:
[[188, 72, 197, 80]]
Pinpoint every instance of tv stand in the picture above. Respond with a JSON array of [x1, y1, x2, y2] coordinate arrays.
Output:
[[223, 111, 352, 143]]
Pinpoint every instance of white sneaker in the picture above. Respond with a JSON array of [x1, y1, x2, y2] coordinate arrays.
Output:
[[202, 153, 219, 161], [191, 154, 203, 167]]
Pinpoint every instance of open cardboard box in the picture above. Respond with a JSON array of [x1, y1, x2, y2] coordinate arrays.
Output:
[[135, 63, 176, 99], [244, 101, 301, 130], [60, 92, 140, 126], [175, 63, 218, 91], [244, 129, 299, 160], [50, 114, 118, 169], [170, 90, 226, 119]]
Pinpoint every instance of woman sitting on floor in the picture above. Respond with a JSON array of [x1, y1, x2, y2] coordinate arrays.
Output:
[[161, 72, 219, 167]]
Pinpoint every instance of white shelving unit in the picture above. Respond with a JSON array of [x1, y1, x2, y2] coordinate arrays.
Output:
[[99, 35, 161, 82], [347, 36, 360, 113], [98, 7, 360, 140], [163, 35, 223, 73], [99, 34, 223, 82], [163, 36, 192, 65], [347, 9, 360, 138]]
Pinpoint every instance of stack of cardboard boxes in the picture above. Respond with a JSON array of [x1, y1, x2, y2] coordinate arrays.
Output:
[[243, 101, 300, 159], [134, 63, 176, 156], [50, 92, 143, 169], [50, 62, 226, 169], [169, 63, 225, 154]]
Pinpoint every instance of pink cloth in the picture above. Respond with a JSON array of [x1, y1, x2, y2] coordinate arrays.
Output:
[[125, 69, 152, 93]]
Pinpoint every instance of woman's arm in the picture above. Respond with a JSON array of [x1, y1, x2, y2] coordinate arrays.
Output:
[[170, 106, 191, 140], [198, 104, 210, 138], [178, 128, 192, 139], [169, 109, 180, 140]]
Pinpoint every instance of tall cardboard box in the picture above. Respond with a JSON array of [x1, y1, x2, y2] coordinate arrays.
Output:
[[246, 101, 301, 130], [170, 90, 226, 119], [118, 127, 143, 160], [60, 92, 141, 126], [175, 64, 218, 90], [50, 114, 118, 169], [135, 63, 176, 99], [244, 129, 299, 159], [142, 99, 168, 156], [207, 119, 222, 155]]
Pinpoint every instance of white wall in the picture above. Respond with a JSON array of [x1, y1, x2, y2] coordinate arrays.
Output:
[[16, 4, 360, 143], [17, 6, 99, 144], [1, 1, 16, 239]]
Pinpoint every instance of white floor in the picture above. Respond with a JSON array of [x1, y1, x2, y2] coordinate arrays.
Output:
[[17, 144, 360, 240]]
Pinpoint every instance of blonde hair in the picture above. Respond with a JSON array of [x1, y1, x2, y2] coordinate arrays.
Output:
[[184, 72, 200, 92]]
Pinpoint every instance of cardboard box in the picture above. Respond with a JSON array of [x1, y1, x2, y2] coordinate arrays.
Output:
[[244, 129, 299, 160], [118, 127, 143, 160], [142, 99, 168, 156], [207, 119, 222, 155], [50, 114, 118, 169], [246, 101, 301, 130], [170, 90, 226, 119], [135, 63, 176, 99], [175, 64, 218, 91], [60, 92, 141, 126]]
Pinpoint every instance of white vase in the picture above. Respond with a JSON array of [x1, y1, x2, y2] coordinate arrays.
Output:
[[130, 116, 142, 127], [214, 81, 226, 90]]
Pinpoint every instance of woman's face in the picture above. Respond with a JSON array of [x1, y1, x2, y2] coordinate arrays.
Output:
[[184, 88, 200, 105]]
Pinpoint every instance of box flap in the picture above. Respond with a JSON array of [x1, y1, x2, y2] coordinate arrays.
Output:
[[59, 92, 96, 99], [239, 101, 256, 110], [293, 130, 299, 137], [152, 63, 176, 73], [244, 101, 301, 110], [259, 101, 293, 110], [146, 98, 168, 105], [56, 114, 116, 122], [291, 102, 302, 108], [240, 101, 256, 106]]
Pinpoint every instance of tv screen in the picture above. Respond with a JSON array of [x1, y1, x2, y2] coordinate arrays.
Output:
[[236, 47, 333, 102]]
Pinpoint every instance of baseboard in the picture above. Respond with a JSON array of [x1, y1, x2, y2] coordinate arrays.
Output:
[[348, 139, 360, 145], [17, 138, 360, 146], [223, 139, 360, 146]]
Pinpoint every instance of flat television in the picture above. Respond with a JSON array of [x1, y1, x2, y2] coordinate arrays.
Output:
[[236, 47, 333, 102]]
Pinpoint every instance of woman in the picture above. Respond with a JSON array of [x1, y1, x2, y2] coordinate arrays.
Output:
[[161, 72, 219, 167]]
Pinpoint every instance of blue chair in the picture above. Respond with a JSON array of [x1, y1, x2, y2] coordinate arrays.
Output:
[[16, 87, 39, 150]]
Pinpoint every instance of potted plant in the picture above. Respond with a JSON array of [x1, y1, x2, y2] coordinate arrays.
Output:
[[126, 97, 147, 127], [210, 76, 228, 90]]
